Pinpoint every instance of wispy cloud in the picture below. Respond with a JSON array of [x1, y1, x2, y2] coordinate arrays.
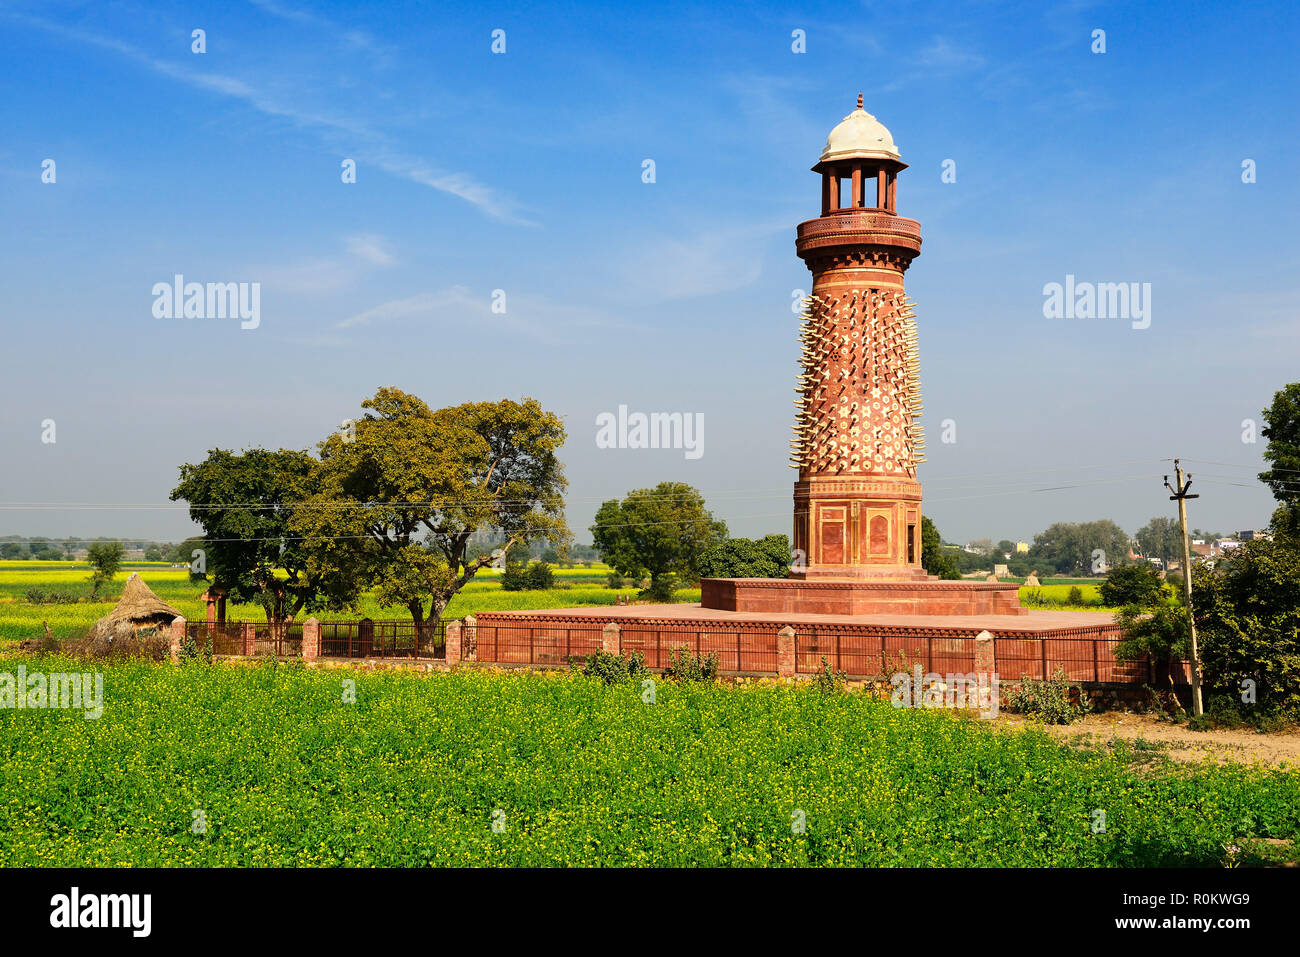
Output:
[[8, 11, 532, 223], [245, 0, 396, 64], [609, 222, 786, 303], [346, 234, 396, 267], [334, 286, 633, 342], [915, 36, 987, 71], [260, 234, 397, 295]]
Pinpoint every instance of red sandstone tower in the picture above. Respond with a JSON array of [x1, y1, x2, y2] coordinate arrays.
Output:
[[790, 95, 926, 581], [697, 96, 1023, 615]]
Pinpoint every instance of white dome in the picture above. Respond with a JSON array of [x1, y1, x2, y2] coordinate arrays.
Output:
[[819, 94, 900, 164]]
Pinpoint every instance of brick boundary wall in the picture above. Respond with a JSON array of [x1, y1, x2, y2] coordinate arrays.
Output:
[[184, 615, 1184, 711]]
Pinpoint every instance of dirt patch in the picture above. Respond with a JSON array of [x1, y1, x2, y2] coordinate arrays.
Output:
[[999, 711, 1300, 767]]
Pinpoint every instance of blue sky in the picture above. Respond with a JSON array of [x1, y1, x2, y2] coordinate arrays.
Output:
[[1, 0, 1297, 546]]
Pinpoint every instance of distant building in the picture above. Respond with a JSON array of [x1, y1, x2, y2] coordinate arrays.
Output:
[[1014, 541, 1029, 554]]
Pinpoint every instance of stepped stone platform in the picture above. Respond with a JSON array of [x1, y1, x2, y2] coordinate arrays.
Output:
[[700, 577, 1026, 617]]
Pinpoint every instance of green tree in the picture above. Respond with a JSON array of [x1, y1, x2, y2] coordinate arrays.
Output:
[[1, 542, 24, 559], [144, 546, 163, 562], [1260, 382, 1300, 538], [171, 448, 345, 627], [1195, 536, 1300, 718], [1135, 516, 1181, 569], [697, 534, 791, 579], [591, 482, 727, 601], [920, 517, 961, 580], [293, 389, 569, 626], [1100, 562, 1166, 608], [1031, 520, 1130, 576], [1114, 601, 1191, 702], [166, 536, 209, 568], [86, 541, 125, 597]]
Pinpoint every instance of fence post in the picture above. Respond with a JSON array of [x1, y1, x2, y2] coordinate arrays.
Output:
[[444, 619, 462, 666], [601, 622, 620, 655], [974, 630, 995, 678], [302, 618, 320, 663], [1092, 637, 1100, 683], [169, 616, 185, 664], [242, 622, 256, 657], [777, 626, 795, 677], [1040, 639, 1049, 680], [462, 615, 477, 661]]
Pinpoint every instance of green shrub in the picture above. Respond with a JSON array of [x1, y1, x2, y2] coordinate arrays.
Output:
[[525, 561, 554, 590], [580, 649, 646, 684], [664, 646, 718, 682], [697, 535, 791, 579], [178, 636, 214, 664], [814, 657, 847, 695], [1066, 585, 1084, 606], [1187, 694, 1249, 732], [642, 574, 677, 603], [1020, 588, 1048, 608], [605, 571, 624, 589], [1004, 669, 1091, 724], [23, 587, 77, 604], [500, 561, 560, 592]]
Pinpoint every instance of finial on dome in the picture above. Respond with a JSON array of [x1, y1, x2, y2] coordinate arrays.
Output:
[[857, 91, 863, 110]]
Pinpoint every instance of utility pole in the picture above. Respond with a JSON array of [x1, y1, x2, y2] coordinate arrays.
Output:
[[1165, 459, 1203, 716]]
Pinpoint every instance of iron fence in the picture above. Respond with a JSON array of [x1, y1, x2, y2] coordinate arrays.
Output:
[[794, 630, 1191, 685], [318, 619, 449, 660], [471, 622, 780, 673], [618, 625, 780, 673], [184, 620, 245, 656], [254, 621, 303, 658], [472, 622, 603, 666]]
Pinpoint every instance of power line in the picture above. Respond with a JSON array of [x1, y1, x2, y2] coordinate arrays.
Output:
[[1181, 457, 1300, 475], [0, 458, 1173, 511]]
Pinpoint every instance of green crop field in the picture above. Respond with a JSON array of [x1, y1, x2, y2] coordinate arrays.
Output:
[[0, 657, 1294, 866], [0, 562, 700, 648], [0, 556, 1116, 648]]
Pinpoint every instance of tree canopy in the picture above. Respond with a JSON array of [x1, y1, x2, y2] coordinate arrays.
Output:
[[697, 534, 791, 579], [291, 388, 569, 624], [591, 482, 727, 599], [86, 541, 124, 597], [1030, 519, 1131, 575], [920, 517, 961, 579], [1260, 382, 1300, 537], [1135, 516, 1181, 568], [170, 447, 344, 624]]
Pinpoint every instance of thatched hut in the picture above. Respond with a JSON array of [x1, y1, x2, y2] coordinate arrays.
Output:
[[80, 573, 182, 658]]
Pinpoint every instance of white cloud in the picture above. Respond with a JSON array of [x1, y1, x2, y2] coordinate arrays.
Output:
[[346, 234, 396, 267]]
